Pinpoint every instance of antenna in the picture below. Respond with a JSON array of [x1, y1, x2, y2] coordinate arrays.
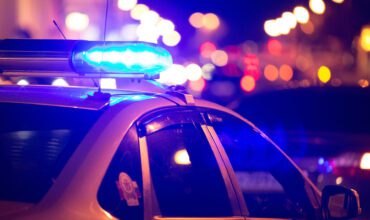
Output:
[[52, 20, 67, 39], [88, 0, 111, 101], [96, 0, 111, 94], [103, 0, 110, 42]]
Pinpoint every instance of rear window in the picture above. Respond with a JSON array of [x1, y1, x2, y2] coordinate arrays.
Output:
[[0, 103, 102, 203]]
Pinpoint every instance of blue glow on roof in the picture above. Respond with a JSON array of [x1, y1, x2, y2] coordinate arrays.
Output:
[[109, 94, 153, 106], [72, 42, 173, 78]]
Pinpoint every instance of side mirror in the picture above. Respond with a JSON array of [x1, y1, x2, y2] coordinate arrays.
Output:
[[321, 185, 361, 219]]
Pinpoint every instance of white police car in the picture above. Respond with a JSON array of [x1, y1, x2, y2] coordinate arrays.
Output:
[[0, 39, 361, 220]]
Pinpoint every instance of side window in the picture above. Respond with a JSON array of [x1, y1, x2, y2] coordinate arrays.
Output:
[[98, 126, 143, 220], [209, 112, 315, 219], [141, 110, 233, 217]]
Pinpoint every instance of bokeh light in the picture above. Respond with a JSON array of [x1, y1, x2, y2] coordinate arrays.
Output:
[[189, 78, 206, 92], [267, 39, 282, 56], [174, 149, 191, 165], [335, 177, 343, 185], [117, 0, 137, 11], [202, 13, 220, 30], [162, 30, 181, 46], [318, 65, 331, 83], [332, 0, 344, 4], [240, 75, 256, 92], [360, 153, 370, 170], [158, 64, 187, 85], [200, 41, 217, 58], [211, 50, 228, 67], [275, 18, 290, 35], [358, 79, 369, 88], [360, 26, 370, 52], [17, 79, 29, 86], [157, 19, 175, 36], [65, 12, 89, 31], [293, 6, 310, 24], [189, 12, 204, 28], [130, 4, 149, 20], [309, 0, 326, 15], [282, 12, 297, 29], [264, 64, 279, 81], [136, 24, 159, 43], [52, 78, 68, 87], [140, 10, 160, 26], [279, 64, 294, 81], [264, 19, 280, 37], [185, 63, 203, 81], [201, 63, 215, 80], [300, 21, 315, 35]]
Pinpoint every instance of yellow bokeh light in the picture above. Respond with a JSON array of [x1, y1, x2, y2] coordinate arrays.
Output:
[[360, 26, 370, 52], [117, 0, 137, 11], [309, 0, 326, 15], [162, 30, 181, 47], [360, 153, 370, 170], [189, 12, 204, 28], [276, 18, 290, 35], [157, 19, 175, 36], [140, 10, 160, 26], [282, 12, 297, 29], [293, 6, 310, 24], [65, 12, 89, 31], [202, 13, 220, 30], [240, 75, 256, 92], [279, 64, 294, 81], [211, 50, 228, 67], [318, 66, 331, 83], [130, 4, 149, 20], [264, 19, 280, 37], [332, 0, 344, 4], [174, 149, 191, 165], [185, 63, 203, 81], [335, 177, 343, 185], [264, 64, 279, 81]]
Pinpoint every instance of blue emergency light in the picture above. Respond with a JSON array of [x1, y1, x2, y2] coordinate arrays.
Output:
[[0, 39, 173, 79]]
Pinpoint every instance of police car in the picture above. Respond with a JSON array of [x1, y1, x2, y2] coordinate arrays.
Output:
[[0, 39, 361, 220]]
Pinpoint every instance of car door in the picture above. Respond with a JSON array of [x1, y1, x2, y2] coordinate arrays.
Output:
[[136, 108, 245, 220], [202, 110, 321, 220]]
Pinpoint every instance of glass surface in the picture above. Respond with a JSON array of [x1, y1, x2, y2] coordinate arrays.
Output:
[[210, 112, 315, 219], [0, 103, 102, 203], [98, 126, 144, 220], [145, 114, 233, 217]]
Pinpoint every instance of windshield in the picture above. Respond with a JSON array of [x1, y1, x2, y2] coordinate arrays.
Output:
[[0, 103, 102, 203]]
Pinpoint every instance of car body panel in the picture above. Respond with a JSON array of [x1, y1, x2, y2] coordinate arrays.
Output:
[[0, 85, 322, 220]]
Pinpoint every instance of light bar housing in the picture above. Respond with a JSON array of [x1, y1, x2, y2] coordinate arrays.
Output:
[[0, 39, 173, 79]]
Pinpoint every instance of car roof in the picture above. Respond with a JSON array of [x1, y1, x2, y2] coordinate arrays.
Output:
[[0, 80, 167, 110]]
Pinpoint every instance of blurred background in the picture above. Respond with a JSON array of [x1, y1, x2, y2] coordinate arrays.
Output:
[[0, 0, 370, 218]]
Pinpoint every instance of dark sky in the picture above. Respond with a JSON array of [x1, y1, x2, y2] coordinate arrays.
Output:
[[141, 0, 370, 46]]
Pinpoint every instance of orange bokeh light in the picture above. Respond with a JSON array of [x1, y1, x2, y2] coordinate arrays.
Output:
[[189, 78, 206, 92], [279, 64, 294, 81], [264, 64, 279, 81], [240, 75, 256, 92]]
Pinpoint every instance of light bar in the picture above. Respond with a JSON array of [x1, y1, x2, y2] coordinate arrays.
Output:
[[0, 39, 173, 79], [72, 42, 173, 78]]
